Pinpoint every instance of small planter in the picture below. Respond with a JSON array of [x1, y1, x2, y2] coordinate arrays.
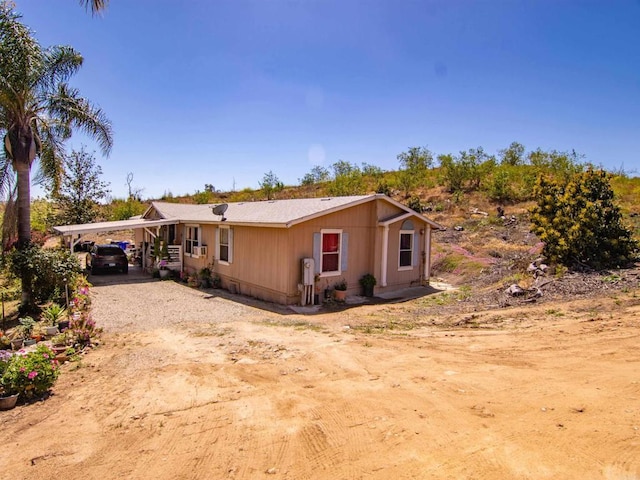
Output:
[[10, 338, 24, 350], [334, 289, 347, 302], [359, 274, 377, 298], [45, 326, 59, 336], [0, 394, 19, 411], [52, 345, 68, 355], [23, 338, 37, 347], [55, 354, 69, 364], [159, 269, 170, 279]]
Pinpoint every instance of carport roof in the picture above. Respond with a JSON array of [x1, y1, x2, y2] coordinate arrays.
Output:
[[53, 218, 177, 236]]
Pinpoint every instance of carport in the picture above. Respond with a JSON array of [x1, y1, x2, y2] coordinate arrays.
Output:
[[53, 217, 180, 271]]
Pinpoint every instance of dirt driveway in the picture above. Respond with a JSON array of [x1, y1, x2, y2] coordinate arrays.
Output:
[[1, 275, 639, 479]]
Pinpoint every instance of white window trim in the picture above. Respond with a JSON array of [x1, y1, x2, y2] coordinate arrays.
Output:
[[398, 229, 414, 271], [217, 226, 232, 265], [319, 228, 342, 277], [185, 224, 202, 258]]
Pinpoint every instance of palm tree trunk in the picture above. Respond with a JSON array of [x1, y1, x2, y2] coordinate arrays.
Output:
[[12, 128, 34, 310], [15, 161, 31, 247]]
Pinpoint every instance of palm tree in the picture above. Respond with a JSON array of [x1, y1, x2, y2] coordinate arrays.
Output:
[[79, 0, 109, 15], [0, 2, 113, 308]]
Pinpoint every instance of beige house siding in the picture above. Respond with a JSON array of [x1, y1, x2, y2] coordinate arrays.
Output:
[[291, 201, 376, 299], [383, 220, 423, 288], [181, 224, 214, 273], [215, 225, 292, 303], [127, 194, 440, 305]]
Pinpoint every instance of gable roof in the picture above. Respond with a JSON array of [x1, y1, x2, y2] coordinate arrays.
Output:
[[146, 194, 443, 229]]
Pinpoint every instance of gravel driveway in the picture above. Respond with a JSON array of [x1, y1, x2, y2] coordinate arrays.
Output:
[[88, 266, 280, 333]]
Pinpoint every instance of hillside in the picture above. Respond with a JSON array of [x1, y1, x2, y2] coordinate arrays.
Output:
[[167, 169, 640, 301]]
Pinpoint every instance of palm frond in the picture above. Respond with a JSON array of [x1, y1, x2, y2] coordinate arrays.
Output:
[[40, 45, 83, 90], [32, 120, 66, 193], [0, 143, 16, 198], [0, 4, 44, 101], [1, 182, 18, 250], [48, 83, 113, 156], [79, 0, 110, 16]]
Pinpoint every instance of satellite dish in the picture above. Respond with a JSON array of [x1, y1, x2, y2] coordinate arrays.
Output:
[[212, 203, 228, 221]]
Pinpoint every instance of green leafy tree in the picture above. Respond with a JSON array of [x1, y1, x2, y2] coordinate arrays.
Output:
[[30, 198, 57, 233], [328, 160, 364, 196], [528, 149, 584, 181], [299, 165, 329, 186], [530, 168, 638, 269], [459, 147, 495, 190], [499, 141, 525, 166], [0, 3, 112, 309], [485, 165, 517, 203], [397, 146, 433, 197], [51, 148, 110, 225], [260, 170, 284, 200], [107, 197, 147, 221], [361, 162, 384, 180], [437, 153, 466, 193]]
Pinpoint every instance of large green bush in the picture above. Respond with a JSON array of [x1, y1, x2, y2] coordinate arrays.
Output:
[[530, 168, 638, 269], [6, 244, 82, 304]]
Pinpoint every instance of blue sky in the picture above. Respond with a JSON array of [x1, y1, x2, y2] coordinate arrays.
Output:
[[15, 0, 640, 200]]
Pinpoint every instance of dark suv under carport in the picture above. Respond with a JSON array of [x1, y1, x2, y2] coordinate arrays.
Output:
[[86, 244, 129, 274]]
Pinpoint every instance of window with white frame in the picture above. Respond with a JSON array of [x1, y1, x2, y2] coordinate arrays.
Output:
[[398, 220, 415, 269], [321, 229, 341, 274], [185, 225, 201, 256], [219, 227, 229, 262], [216, 226, 233, 264], [399, 229, 414, 269]]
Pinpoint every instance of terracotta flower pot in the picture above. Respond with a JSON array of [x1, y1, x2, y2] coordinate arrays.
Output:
[[334, 289, 347, 302], [0, 394, 19, 411]]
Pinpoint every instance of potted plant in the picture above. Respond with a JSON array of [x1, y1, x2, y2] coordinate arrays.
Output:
[[198, 266, 212, 288], [0, 350, 19, 410], [333, 278, 347, 302], [158, 259, 170, 279], [41, 303, 66, 336], [0, 345, 60, 401], [18, 317, 37, 346], [359, 273, 377, 297]]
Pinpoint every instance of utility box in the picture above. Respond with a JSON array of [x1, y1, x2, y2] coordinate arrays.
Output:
[[300, 258, 315, 305], [301, 258, 315, 286]]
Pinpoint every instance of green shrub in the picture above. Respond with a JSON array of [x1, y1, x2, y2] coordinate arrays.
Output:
[[0, 345, 60, 399], [530, 168, 638, 269], [6, 244, 82, 304]]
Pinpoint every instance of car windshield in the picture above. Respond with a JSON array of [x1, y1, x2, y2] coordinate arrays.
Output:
[[97, 247, 124, 256]]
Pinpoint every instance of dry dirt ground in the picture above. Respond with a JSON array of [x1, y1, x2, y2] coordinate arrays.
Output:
[[1, 270, 639, 480]]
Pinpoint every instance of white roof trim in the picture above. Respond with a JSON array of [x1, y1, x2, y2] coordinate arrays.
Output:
[[53, 218, 178, 236]]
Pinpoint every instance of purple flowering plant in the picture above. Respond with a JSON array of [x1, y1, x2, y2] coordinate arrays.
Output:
[[69, 312, 103, 346]]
